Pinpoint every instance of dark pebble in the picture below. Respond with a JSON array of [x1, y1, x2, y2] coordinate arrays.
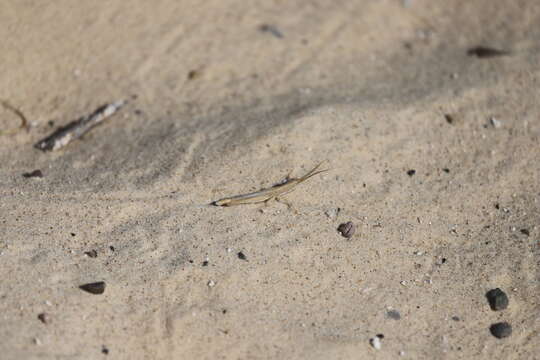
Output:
[[202, 260, 209, 267], [337, 222, 355, 238], [237, 251, 247, 261], [22, 170, 43, 178], [37, 313, 50, 324], [386, 310, 401, 320], [102, 346, 109, 355], [444, 114, 454, 124], [407, 169, 416, 176], [520, 229, 530, 236], [84, 250, 98, 258], [486, 288, 509, 311], [187, 70, 201, 80], [490, 322, 512, 339], [442, 168, 450, 173], [79, 281, 106, 295], [451, 316, 460, 321]]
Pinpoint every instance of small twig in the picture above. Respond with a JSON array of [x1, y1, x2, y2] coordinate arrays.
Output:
[[34, 100, 125, 151], [0, 100, 28, 135]]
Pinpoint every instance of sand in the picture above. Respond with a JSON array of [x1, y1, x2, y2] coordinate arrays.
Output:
[[1, 1, 539, 359]]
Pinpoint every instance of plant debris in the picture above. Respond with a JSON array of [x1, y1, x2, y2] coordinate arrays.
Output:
[[35, 100, 125, 151], [258, 24, 284, 38], [0, 100, 28, 135], [467, 46, 510, 58]]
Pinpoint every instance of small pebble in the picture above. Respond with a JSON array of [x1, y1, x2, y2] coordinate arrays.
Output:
[[237, 251, 247, 261], [84, 250, 98, 258], [37, 313, 50, 324], [102, 346, 109, 355], [207, 280, 216, 288], [79, 281, 106, 295], [520, 229, 530, 236], [386, 309, 401, 320], [22, 170, 43, 178], [490, 322, 512, 339], [407, 169, 416, 176], [369, 334, 384, 350], [486, 288, 509, 311], [337, 222, 355, 238], [489, 117, 502, 128]]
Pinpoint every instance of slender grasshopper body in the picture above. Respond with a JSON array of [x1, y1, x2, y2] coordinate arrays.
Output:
[[213, 162, 328, 206]]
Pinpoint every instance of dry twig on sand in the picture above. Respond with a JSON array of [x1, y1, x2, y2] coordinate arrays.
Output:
[[35, 100, 125, 151]]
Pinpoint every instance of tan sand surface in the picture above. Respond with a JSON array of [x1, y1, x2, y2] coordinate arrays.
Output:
[[1, 1, 539, 359]]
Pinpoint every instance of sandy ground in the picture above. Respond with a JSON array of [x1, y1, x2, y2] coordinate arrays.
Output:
[[1, 1, 539, 359]]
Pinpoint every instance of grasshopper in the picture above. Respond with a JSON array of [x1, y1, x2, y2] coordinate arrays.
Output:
[[212, 162, 329, 206]]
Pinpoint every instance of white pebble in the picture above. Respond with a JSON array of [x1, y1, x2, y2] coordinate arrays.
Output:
[[370, 336, 382, 350], [207, 280, 216, 288]]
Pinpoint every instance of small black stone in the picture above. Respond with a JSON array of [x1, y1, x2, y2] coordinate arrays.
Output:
[[386, 310, 401, 320], [84, 250, 98, 258], [490, 322, 512, 339], [202, 260, 209, 267], [442, 168, 450, 173], [337, 222, 355, 238], [444, 114, 454, 124], [486, 288, 509, 311], [520, 229, 530, 236], [237, 251, 247, 261], [451, 316, 460, 321], [407, 169, 416, 176], [37, 313, 50, 324], [79, 281, 106, 295], [376, 334, 384, 339], [109, 246, 115, 252], [22, 170, 43, 178], [102, 346, 109, 355]]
